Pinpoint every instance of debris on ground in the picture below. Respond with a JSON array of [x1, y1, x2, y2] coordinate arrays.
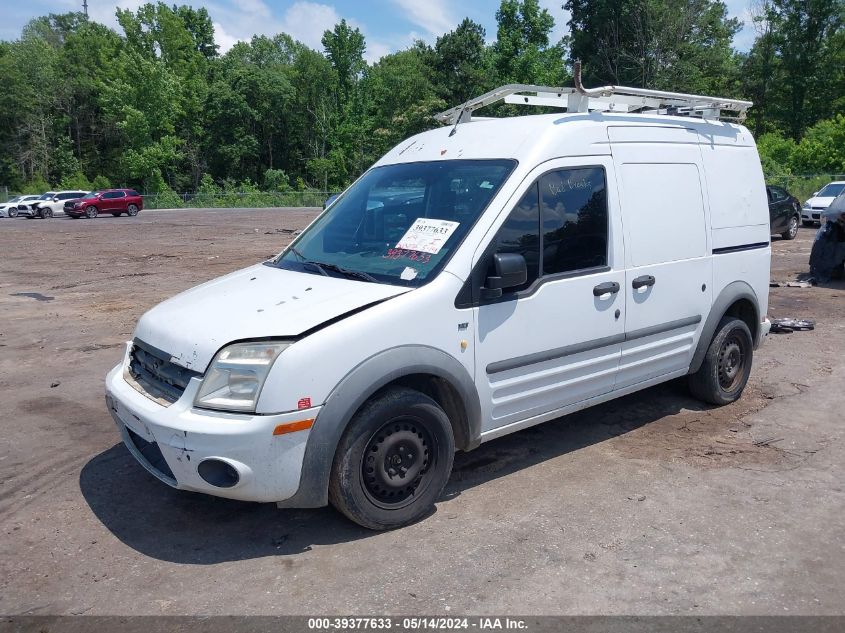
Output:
[[770, 281, 812, 288], [770, 318, 815, 334]]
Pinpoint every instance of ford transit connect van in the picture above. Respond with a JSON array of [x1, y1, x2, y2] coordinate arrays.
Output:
[[105, 77, 771, 529]]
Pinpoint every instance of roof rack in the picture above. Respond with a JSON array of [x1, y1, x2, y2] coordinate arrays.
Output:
[[434, 61, 752, 125]]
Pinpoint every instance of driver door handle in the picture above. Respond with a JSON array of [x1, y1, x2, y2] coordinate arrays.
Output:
[[593, 281, 620, 296], [632, 275, 656, 289]]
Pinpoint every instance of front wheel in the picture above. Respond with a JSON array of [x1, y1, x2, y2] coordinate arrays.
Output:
[[40, 207, 53, 218], [781, 215, 799, 240], [85, 205, 98, 219], [8, 208, 18, 218], [126, 204, 139, 216], [689, 317, 753, 406], [329, 387, 455, 530]]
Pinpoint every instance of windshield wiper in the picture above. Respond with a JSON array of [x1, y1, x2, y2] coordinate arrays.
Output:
[[312, 261, 378, 283]]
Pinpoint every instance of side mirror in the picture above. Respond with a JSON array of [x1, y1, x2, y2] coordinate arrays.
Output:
[[812, 191, 819, 197], [481, 252, 527, 300], [52, 196, 59, 202]]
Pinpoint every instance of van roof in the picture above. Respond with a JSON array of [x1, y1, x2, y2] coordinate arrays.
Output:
[[376, 112, 754, 169]]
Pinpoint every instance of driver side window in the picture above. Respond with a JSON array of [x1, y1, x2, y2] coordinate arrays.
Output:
[[491, 166, 609, 294]]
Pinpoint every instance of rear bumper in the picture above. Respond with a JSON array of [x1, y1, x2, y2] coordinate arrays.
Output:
[[105, 344, 318, 503]]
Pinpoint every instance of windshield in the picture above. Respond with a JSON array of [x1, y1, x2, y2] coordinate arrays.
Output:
[[271, 159, 516, 286], [818, 183, 845, 198], [6, 196, 21, 203], [38, 193, 55, 200]]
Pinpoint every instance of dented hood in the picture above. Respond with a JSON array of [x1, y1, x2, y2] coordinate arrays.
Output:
[[133, 264, 410, 371]]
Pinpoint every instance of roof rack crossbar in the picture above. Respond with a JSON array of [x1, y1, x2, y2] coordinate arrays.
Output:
[[434, 64, 751, 125]]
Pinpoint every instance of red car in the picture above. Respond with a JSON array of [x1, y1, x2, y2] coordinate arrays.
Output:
[[64, 189, 143, 218]]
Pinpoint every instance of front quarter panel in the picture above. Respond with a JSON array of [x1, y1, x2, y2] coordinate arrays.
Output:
[[257, 273, 475, 415]]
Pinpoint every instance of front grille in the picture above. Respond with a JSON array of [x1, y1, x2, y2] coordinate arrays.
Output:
[[125, 426, 176, 481], [128, 339, 201, 404]]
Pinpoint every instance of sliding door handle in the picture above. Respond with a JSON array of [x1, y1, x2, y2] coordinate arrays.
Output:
[[632, 275, 656, 289], [593, 281, 620, 296]]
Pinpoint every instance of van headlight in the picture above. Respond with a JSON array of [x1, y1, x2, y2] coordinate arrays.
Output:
[[195, 342, 289, 412], [803, 202, 811, 209]]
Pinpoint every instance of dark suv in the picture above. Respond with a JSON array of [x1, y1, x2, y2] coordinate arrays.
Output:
[[767, 184, 801, 240], [65, 189, 143, 218]]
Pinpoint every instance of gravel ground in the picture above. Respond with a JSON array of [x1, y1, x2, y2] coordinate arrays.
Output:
[[0, 209, 843, 616]]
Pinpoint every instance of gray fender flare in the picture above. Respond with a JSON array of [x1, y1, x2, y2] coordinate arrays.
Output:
[[277, 345, 481, 508], [688, 280, 760, 375]]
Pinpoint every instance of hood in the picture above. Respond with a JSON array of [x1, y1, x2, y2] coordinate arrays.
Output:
[[133, 264, 411, 371], [806, 196, 836, 208]]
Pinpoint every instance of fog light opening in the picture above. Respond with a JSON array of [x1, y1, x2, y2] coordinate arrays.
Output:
[[197, 459, 240, 488]]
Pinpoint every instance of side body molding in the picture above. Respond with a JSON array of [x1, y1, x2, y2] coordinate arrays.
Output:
[[687, 280, 760, 375], [277, 345, 482, 508]]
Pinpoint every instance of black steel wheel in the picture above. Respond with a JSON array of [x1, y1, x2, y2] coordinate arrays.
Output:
[[329, 387, 455, 530], [361, 418, 435, 510], [689, 317, 753, 405]]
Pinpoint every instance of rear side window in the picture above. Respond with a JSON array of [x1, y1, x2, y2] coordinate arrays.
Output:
[[492, 166, 609, 291], [128, 190, 140, 197], [620, 163, 706, 266]]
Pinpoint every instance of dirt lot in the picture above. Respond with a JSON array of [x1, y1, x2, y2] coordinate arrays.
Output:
[[1, 209, 844, 616]]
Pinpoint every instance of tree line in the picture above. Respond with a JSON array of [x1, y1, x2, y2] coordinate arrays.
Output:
[[0, 0, 842, 198]]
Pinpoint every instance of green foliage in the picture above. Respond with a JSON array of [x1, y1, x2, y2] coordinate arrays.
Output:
[[264, 169, 291, 191], [566, 0, 741, 94], [0, 0, 842, 202], [21, 174, 51, 194]]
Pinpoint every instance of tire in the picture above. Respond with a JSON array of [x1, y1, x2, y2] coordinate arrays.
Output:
[[802, 220, 814, 227], [41, 207, 53, 219], [781, 215, 799, 240], [688, 317, 753, 406], [329, 387, 455, 530], [8, 208, 17, 218], [85, 205, 98, 219], [126, 204, 139, 217]]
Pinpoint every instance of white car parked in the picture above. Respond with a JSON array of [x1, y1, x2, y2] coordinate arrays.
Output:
[[106, 77, 771, 529], [0, 195, 37, 217], [21, 190, 88, 218], [802, 181, 845, 226]]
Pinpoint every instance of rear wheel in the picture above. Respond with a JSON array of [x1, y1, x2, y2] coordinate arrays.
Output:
[[329, 387, 455, 530], [127, 204, 139, 217], [689, 317, 753, 406], [85, 206, 98, 219], [781, 215, 799, 240]]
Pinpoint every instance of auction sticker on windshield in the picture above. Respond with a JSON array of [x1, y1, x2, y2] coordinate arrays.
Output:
[[395, 219, 460, 254]]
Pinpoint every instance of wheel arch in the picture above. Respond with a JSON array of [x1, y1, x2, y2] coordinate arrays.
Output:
[[277, 345, 481, 508], [688, 281, 761, 375]]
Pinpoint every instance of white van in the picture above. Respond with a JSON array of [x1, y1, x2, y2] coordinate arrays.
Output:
[[105, 78, 771, 529]]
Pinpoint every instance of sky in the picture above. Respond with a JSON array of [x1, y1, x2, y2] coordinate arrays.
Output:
[[0, 0, 758, 63]]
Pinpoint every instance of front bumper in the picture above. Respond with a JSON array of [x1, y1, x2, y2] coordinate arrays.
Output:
[[105, 344, 320, 502], [802, 209, 823, 222]]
